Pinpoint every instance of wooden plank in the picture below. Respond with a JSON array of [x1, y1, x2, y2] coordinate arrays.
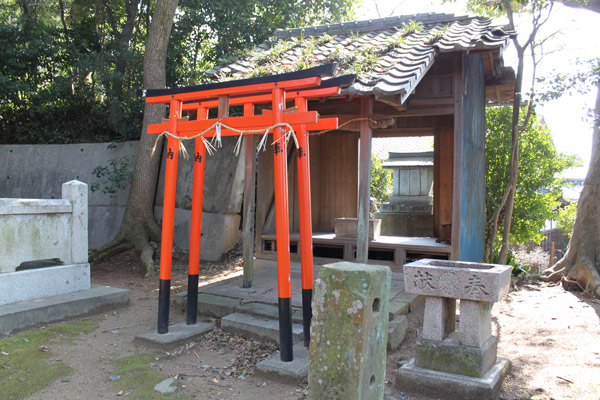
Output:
[[372, 127, 436, 138], [147, 111, 320, 136], [356, 97, 373, 263], [433, 128, 441, 237], [439, 125, 454, 240], [182, 86, 343, 110], [141, 64, 337, 99]]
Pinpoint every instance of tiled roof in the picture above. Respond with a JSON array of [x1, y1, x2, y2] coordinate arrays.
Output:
[[208, 13, 514, 105]]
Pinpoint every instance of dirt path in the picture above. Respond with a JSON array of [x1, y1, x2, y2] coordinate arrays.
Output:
[[4, 251, 599, 399]]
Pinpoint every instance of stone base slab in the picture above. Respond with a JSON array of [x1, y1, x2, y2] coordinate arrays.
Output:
[[415, 336, 498, 377], [396, 357, 511, 400], [221, 312, 303, 344], [0, 263, 90, 306], [135, 321, 214, 349], [0, 284, 129, 335], [255, 342, 309, 384]]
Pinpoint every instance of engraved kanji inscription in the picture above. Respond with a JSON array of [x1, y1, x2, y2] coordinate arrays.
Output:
[[465, 275, 489, 296], [413, 270, 436, 290]]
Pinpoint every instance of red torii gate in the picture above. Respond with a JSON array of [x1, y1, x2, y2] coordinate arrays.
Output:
[[140, 64, 353, 361]]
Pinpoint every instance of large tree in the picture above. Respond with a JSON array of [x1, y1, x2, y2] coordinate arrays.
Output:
[[91, 0, 179, 274], [92, 0, 359, 273], [542, 63, 600, 296]]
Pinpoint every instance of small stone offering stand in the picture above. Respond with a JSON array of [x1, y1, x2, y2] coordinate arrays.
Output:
[[397, 259, 512, 400]]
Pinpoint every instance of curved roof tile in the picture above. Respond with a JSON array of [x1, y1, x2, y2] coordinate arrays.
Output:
[[207, 13, 513, 104]]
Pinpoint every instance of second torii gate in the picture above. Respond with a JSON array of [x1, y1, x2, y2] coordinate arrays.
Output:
[[140, 64, 354, 361]]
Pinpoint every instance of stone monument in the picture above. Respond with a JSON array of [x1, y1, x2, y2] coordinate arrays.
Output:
[[397, 259, 512, 399], [308, 262, 391, 400]]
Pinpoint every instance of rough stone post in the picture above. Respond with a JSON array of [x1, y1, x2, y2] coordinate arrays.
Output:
[[62, 180, 88, 264], [308, 262, 390, 400]]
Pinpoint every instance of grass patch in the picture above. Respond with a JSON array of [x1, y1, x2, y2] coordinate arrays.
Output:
[[110, 353, 192, 399], [0, 318, 101, 399]]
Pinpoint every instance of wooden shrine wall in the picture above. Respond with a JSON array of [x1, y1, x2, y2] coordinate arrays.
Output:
[[256, 131, 358, 235]]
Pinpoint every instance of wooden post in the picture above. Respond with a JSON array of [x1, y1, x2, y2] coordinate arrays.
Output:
[[451, 55, 464, 261], [158, 99, 182, 334], [272, 87, 293, 362], [357, 97, 373, 263], [187, 106, 208, 325], [549, 241, 555, 269], [242, 102, 256, 288], [295, 96, 314, 347]]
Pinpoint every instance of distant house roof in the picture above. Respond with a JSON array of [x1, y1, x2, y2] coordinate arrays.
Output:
[[208, 13, 515, 106]]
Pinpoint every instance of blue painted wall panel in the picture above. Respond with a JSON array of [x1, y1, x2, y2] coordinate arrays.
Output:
[[459, 54, 486, 261]]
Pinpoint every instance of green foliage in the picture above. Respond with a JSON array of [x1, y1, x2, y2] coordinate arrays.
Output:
[[555, 201, 577, 238], [370, 154, 392, 206], [486, 106, 577, 244], [402, 20, 424, 34], [491, 248, 529, 277], [385, 33, 405, 51], [0, 0, 358, 144], [426, 25, 449, 44], [91, 155, 135, 195]]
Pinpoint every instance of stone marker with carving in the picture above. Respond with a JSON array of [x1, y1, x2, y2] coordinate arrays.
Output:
[[397, 259, 512, 400], [308, 262, 391, 400]]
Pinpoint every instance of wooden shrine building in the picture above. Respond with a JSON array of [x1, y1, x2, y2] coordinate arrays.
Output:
[[207, 13, 515, 269]]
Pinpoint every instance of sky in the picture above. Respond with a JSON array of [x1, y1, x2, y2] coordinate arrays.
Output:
[[357, 0, 600, 178]]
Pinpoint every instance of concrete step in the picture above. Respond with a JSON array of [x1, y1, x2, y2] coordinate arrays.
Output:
[[389, 292, 423, 320], [174, 291, 305, 323], [388, 314, 408, 352], [234, 301, 304, 324], [221, 312, 304, 344], [0, 284, 130, 335]]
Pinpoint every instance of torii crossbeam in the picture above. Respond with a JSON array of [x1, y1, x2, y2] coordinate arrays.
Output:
[[139, 64, 355, 361]]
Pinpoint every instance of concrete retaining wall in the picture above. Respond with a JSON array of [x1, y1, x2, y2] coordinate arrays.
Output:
[[0, 139, 245, 260]]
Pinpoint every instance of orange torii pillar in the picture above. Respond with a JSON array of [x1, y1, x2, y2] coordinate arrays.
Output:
[[272, 87, 294, 361], [295, 96, 314, 348], [186, 106, 208, 325], [158, 99, 182, 334]]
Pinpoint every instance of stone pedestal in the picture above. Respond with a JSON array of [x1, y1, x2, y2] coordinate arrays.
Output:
[[308, 262, 391, 400], [333, 217, 381, 240], [397, 259, 512, 399]]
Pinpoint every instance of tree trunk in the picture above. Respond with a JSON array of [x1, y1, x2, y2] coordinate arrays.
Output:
[[91, 0, 179, 275], [543, 83, 600, 297]]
